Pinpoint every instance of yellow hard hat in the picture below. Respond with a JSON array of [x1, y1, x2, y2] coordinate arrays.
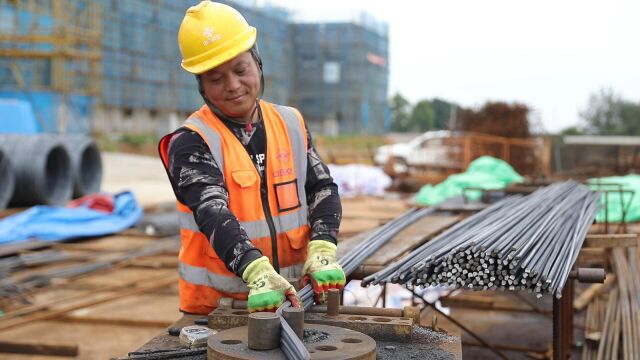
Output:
[[178, 1, 257, 74]]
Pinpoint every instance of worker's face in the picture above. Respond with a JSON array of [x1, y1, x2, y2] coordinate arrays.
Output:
[[200, 52, 261, 121]]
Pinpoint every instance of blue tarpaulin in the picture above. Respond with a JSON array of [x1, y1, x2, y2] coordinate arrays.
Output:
[[0, 191, 143, 245]]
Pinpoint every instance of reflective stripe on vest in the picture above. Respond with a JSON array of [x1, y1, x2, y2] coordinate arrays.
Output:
[[179, 260, 301, 294], [184, 115, 225, 181], [272, 104, 308, 201], [179, 261, 248, 293], [178, 207, 308, 239]]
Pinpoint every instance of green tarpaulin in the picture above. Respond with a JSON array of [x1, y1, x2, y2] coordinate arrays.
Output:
[[589, 175, 640, 223], [415, 156, 524, 206]]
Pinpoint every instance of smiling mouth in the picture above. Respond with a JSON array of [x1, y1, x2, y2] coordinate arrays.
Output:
[[228, 94, 245, 101]]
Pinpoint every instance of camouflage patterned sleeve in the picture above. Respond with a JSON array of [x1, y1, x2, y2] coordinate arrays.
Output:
[[304, 128, 342, 244], [166, 130, 262, 276]]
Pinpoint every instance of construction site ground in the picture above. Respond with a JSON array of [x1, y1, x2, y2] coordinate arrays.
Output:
[[0, 152, 605, 359]]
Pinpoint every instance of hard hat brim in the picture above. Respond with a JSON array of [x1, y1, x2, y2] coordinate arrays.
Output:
[[181, 27, 257, 74]]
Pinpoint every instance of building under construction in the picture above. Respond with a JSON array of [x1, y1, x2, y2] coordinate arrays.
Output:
[[0, 0, 389, 135]]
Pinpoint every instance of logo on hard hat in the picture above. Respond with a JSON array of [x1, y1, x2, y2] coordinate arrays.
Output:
[[202, 27, 222, 46]]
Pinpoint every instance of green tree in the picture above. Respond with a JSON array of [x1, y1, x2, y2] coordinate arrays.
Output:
[[619, 101, 640, 135], [560, 126, 584, 135], [389, 93, 412, 132], [410, 100, 436, 131], [580, 88, 640, 135], [431, 98, 455, 130]]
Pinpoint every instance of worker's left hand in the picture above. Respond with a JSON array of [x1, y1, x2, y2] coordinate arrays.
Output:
[[302, 240, 346, 304]]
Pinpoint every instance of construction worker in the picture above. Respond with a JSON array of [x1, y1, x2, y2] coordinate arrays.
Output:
[[158, 1, 345, 315]]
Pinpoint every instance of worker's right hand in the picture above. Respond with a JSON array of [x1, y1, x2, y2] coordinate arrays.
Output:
[[242, 256, 301, 313]]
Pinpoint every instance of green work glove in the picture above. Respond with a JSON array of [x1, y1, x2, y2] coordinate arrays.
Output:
[[242, 256, 301, 313], [302, 240, 346, 304]]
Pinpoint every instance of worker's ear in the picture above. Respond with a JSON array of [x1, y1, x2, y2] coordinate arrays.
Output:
[[249, 45, 264, 97]]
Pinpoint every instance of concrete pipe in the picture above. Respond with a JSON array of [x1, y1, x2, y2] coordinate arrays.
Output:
[[59, 135, 102, 197], [0, 135, 73, 206], [0, 148, 15, 210]]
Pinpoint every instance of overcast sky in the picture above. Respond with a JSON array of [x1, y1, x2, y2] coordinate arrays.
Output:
[[260, 0, 640, 133]]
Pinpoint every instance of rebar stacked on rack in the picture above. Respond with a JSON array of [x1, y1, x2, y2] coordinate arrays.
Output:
[[277, 205, 439, 359], [362, 181, 601, 299]]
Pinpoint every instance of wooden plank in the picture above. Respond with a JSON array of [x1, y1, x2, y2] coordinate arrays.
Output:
[[583, 234, 639, 248], [48, 316, 172, 328], [0, 240, 52, 257], [365, 214, 461, 266], [0, 340, 78, 356], [0, 272, 176, 321], [0, 276, 178, 331], [440, 294, 495, 309], [576, 248, 608, 267]]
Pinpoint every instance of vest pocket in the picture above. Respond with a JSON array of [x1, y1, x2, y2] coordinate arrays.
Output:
[[274, 179, 301, 212], [231, 170, 257, 188]]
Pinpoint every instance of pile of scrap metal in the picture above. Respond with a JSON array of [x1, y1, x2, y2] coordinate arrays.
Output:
[[362, 181, 601, 299], [581, 247, 640, 360], [0, 134, 102, 210]]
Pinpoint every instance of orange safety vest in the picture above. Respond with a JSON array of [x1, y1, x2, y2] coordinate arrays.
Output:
[[159, 100, 310, 314]]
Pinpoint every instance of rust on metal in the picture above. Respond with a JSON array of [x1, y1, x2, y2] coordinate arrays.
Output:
[[569, 268, 606, 283], [309, 305, 402, 317], [304, 313, 413, 342], [282, 306, 304, 340], [210, 302, 418, 343], [208, 307, 250, 330], [403, 306, 420, 325], [247, 312, 280, 351], [327, 289, 340, 317]]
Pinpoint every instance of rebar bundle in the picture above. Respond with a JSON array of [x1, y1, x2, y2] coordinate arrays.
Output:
[[362, 181, 600, 299]]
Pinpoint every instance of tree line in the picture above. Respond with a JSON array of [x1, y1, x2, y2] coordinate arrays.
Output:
[[389, 94, 456, 132], [391, 89, 640, 136], [390, 93, 531, 137]]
